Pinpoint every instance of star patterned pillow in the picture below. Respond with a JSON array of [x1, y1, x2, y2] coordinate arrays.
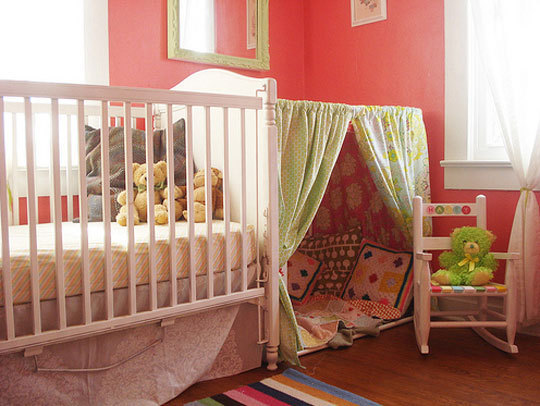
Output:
[[286, 250, 324, 305], [341, 239, 413, 313]]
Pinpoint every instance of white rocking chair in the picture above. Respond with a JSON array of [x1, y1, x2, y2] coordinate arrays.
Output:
[[413, 195, 519, 354]]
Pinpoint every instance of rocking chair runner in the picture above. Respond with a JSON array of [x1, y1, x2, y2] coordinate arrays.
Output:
[[413, 195, 519, 354]]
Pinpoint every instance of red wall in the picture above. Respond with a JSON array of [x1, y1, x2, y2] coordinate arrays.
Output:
[[302, 0, 536, 281], [214, 0, 256, 59], [108, 0, 305, 99], [108, 0, 535, 281], [18, 196, 79, 225]]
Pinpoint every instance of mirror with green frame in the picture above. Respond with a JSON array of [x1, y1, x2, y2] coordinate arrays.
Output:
[[167, 0, 269, 70]]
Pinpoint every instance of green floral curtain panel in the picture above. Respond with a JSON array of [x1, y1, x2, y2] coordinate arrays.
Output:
[[351, 106, 431, 246], [278, 100, 354, 266], [276, 99, 353, 364]]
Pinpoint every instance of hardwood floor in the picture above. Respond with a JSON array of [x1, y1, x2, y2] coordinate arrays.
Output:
[[167, 323, 540, 405]]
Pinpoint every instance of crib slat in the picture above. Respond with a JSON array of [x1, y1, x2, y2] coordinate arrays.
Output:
[[145, 103, 157, 311], [66, 115, 74, 221], [223, 108, 231, 295], [254, 109, 261, 284], [10, 112, 19, 225], [0, 97, 15, 339], [166, 104, 177, 307], [124, 102, 136, 314], [100, 101, 113, 320], [49, 139, 54, 224], [51, 99, 67, 329], [77, 100, 91, 325], [47, 105, 54, 223], [240, 108, 247, 292], [204, 106, 213, 299], [24, 97, 41, 334], [186, 106, 196, 302]]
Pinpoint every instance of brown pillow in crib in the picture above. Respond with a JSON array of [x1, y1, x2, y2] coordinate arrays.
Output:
[[154, 119, 188, 187], [80, 119, 188, 222], [297, 226, 363, 297]]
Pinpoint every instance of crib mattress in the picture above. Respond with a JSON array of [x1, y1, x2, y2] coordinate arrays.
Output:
[[0, 221, 256, 305]]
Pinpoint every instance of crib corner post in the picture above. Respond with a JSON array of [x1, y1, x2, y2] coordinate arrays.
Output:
[[262, 77, 280, 371], [263, 258, 279, 372], [266, 347, 279, 371]]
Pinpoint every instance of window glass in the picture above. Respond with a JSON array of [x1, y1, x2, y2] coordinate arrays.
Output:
[[0, 0, 85, 83], [179, 0, 216, 53]]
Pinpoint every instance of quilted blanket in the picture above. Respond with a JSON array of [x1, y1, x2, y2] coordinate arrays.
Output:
[[294, 295, 401, 349]]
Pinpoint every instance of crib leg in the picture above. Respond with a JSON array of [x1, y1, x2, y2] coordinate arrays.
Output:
[[263, 246, 280, 371], [266, 345, 279, 371]]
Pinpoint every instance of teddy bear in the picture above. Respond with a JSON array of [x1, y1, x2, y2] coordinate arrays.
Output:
[[431, 226, 497, 286], [183, 168, 224, 222], [116, 161, 169, 226], [184, 201, 209, 223], [160, 185, 187, 221]]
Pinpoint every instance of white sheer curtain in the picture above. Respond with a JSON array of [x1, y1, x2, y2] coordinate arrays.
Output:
[[470, 0, 540, 328]]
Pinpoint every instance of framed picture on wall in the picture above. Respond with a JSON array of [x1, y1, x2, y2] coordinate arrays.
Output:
[[351, 0, 387, 27], [247, 0, 257, 49]]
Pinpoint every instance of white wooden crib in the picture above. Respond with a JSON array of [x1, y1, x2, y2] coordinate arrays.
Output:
[[0, 70, 280, 372]]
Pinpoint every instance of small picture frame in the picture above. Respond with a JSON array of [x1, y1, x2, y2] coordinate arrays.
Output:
[[351, 0, 387, 27]]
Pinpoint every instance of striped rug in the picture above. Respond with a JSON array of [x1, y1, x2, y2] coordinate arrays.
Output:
[[186, 368, 380, 405]]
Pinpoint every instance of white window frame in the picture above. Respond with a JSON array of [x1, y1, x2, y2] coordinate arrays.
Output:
[[442, 0, 522, 190], [83, 0, 110, 86]]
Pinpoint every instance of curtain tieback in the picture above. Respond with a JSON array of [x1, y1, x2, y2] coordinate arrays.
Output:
[[520, 187, 533, 208], [458, 254, 480, 272]]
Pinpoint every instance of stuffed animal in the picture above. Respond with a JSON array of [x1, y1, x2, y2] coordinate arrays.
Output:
[[183, 168, 224, 222], [194, 167, 222, 189], [116, 161, 169, 226], [185, 202, 208, 223], [161, 185, 187, 221], [431, 226, 497, 286]]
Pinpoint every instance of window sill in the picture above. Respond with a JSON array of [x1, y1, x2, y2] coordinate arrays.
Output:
[[10, 167, 79, 197], [440, 160, 523, 190]]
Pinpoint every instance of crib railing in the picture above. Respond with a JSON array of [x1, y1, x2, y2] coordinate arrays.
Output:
[[0, 80, 276, 356], [3, 99, 147, 225]]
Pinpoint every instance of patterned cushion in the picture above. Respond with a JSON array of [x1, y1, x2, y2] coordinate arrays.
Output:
[[342, 239, 413, 313], [349, 299, 402, 320], [307, 294, 402, 320], [298, 227, 363, 297], [287, 251, 323, 305]]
